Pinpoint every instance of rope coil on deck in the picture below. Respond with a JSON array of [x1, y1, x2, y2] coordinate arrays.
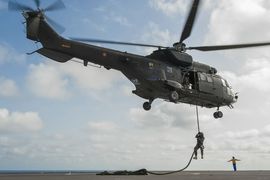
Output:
[[146, 151, 195, 175]]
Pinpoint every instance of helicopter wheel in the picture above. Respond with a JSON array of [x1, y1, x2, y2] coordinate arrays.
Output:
[[213, 111, 223, 119], [169, 91, 179, 103], [143, 102, 151, 111]]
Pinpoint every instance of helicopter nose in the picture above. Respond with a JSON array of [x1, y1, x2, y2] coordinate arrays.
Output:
[[233, 93, 239, 103]]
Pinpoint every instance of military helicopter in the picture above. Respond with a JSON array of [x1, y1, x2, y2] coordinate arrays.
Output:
[[9, 0, 270, 119]]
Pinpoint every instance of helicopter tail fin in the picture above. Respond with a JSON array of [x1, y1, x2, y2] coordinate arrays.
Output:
[[24, 14, 40, 41], [23, 12, 62, 49], [23, 12, 75, 63]]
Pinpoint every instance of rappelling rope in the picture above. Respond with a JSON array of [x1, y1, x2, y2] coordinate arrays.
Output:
[[196, 105, 200, 133], [146, 151, 195, 175], [146, 105, 201, 175]]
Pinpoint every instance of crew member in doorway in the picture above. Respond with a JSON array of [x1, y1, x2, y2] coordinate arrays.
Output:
[[183, 74, 191, 89], [228, 156, 240, 171], [193, 132, 205, 160]]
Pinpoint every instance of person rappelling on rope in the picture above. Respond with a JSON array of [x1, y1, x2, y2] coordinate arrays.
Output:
[[193, 132, 205, 160]]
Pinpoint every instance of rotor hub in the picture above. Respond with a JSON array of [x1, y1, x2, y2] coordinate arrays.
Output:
[[173, 42, 187, 52]]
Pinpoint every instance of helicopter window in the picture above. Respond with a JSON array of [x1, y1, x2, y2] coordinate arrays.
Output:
[[199, 73, 207, 81], [149, 62, 154, 69], [167, 66, 173, 73], [206, 76, 213, 83], [221, 79, 226, 87], [225, 80, 230, 87], [227, 87, 233, 96]]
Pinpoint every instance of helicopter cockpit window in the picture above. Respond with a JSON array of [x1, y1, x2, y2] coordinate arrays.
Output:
[[221, 79, 226, 87], [227, 87, 233, 96], [199, 73, 207, 81], [206, 76, 213, 83], [148, 62, 154, 69], [225, 80, 230, 87], [167, 66, 173, 73]]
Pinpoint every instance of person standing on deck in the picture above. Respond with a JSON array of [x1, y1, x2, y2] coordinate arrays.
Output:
[[228, 156, 240, 171]]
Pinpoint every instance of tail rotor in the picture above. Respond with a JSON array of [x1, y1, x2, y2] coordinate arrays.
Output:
[[33, 0, 41, 9], [8, 0, 66, 33], [43, 0, 65, 12]]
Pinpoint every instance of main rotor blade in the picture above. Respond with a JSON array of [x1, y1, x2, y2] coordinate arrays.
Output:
[[70, 38, 168, 49], [33, 0, 40, 9], [45, 15, 65, 34], [8, 0, 34, 11], [179, 0, 200, 43], [44, 0, 65, 12], [188, 42, 270, 51]]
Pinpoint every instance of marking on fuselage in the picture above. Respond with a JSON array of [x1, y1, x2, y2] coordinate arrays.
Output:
[[61, 44, 71, 48]]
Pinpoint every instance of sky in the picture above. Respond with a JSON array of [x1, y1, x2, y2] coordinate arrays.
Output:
[[1, 0, 270, 171]]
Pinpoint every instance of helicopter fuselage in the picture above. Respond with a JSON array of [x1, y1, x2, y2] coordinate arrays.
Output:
[[12, 0, 270, 119], [24, 11, 237, 117]]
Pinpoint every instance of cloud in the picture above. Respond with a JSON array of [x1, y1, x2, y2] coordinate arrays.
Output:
[[58, 60, 121, 91], [0, 108, 43, 133], [0, 133, 81, 166], [121, 84, 134, 96], [83, 119, 196, 170], [105, 13, 132, 27], [0, 43, 26, 65], [90, 2, 133, 28], [81, 18, 106, 33], [129, 102, 211, 129], [262, 125, 270, 136], [0, 1, 6, 10], [149, 0, 189, 16], [86, 121, 120, 145], [142, 22, 173, 45], [140, 22, 175, 54], [130, 107, 174, 128], [0, 77, 18, 97], [27, 63, 71, 100], [88, 121, 117, 133], [26, 60, 122, 100], [224, 129, 260, 139], [205, 0, 270, 46], [220, 58, 270, 92], [209, 125, 270, 154]]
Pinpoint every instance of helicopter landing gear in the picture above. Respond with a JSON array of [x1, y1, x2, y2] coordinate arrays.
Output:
[[143, 99, 154, 111], [213, 107, 223, 119], [169, 91, 179, 103]]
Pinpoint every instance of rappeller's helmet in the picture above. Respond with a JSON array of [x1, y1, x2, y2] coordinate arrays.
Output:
[[198, 132, 204, 137]]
